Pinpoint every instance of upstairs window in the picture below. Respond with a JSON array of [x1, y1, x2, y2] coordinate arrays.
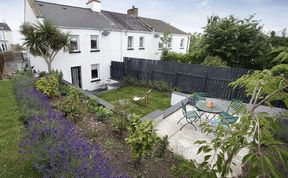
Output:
[[91, 64, 99, 79], [90, 35, 99, 50], [168, 38, 172, 49], [180, 38, 185, 49], [69, 35, 80, 52], [158, 42, 163, 49], [128, 36, 134, 49], [139, 36, 145, 49]]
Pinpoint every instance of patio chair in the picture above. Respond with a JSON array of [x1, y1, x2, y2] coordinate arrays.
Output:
[[177, 102, 199, 131], [218, 100, 244, 125], [189, 92, 206, 106], [132, 89, 152, 105]]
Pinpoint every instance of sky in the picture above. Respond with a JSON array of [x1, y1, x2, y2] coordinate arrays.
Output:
[[0, 0, 288, 36]]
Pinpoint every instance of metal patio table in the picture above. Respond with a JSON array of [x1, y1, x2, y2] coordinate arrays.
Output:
[[195, 101, 224, 122]]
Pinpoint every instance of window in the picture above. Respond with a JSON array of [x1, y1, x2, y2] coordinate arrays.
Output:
[[158, 42, 163, 49], [168, 38, 172, 49], [91, 64, 99, 79], [180, 38, 185, 49], [90, 35, 99, 50], [139, 36, 145, 49], [69, 35, 80, 52], [127, 36, 134, 49]]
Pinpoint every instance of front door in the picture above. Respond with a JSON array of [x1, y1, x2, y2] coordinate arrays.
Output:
[[71, 66, 82, 88]]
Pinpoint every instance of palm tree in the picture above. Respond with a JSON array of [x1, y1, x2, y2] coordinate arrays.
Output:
[[20, 20, 70, 73]]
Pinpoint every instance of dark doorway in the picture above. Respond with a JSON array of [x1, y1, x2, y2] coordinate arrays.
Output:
[[71, 66, 82, 88]]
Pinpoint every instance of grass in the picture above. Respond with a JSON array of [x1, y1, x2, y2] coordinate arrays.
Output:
[[0, 80, 40, 178], [98, 85, 171, 116]]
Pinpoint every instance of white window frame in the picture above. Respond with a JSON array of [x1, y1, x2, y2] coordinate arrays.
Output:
[[180, 38, 185, 49], [91, 64, 100, 80], [158, 42, 163, 49], [139, 36, 145, 49], [168, 38, 172, 49], [69, 35, 80, 52], [127, 36, 134, 49], [90, 35, 99, 50]]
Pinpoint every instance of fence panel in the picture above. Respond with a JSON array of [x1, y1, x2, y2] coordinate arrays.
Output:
[[111, 58, 253, 101]]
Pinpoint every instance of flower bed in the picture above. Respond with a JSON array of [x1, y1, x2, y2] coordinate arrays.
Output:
[[13, 72, 126, 177]]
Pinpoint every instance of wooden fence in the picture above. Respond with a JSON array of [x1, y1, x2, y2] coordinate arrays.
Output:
[[111, 57, 252, 102]]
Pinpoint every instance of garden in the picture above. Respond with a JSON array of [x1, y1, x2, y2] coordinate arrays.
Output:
[[98, 84, 171, 117]]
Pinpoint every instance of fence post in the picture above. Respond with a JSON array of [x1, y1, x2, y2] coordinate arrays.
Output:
[[173, 72, 178, 88], [203, 72, 208, 93]]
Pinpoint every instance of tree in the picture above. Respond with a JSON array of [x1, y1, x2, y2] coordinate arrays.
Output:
[[203, 15, 270, 69], [21, 20, 70, 73], [160, 31, 172, 60]]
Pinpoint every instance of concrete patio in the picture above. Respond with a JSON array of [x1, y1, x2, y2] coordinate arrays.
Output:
[[153, 96, 285, 177]]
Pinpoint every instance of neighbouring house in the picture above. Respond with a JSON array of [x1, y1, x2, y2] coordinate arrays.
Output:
[[0, 23, 13, 52], [24, 0, 190, 91]]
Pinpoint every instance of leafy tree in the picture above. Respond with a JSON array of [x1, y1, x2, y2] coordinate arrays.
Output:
[[20, 20, 70, 73], [160, 31, 172, 60], [201, 56, 228, 67], [203, 15, 269, 69]]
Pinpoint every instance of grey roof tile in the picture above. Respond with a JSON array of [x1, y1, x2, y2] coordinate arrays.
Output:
[[34, 1, 187, 34], [138, 17, 187, 35], [0, 23, 11, 31]]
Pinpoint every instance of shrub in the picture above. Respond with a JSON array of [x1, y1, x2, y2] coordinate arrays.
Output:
[[51, 69, 63, 82], [67, 85, 88, 102], [92, 106, 112, 122], [156, 135, 169, 158], [35, 75, 59, 97], [201, 56, 228, 67], [55, 96, 88, 123], [111, 102, 130, 135], [126, 115, 159, 163], [123, 75, 174, 92]]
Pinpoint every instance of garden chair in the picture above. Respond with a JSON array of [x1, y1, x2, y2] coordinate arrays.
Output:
[[132, 89, 152, 105], [217, 100, 244, 126], [177, 102, 199, 131], [189, 92, 206, 106]]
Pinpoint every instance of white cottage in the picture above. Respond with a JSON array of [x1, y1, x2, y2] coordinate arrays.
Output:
[[24, 0, 190, 90], [0, 23, 13, 52]]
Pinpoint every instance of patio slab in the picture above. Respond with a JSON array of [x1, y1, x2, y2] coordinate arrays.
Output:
[[155, 104, 249, 177]]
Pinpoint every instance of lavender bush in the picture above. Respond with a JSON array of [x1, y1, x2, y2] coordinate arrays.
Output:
[[14, 72, 127, 177]]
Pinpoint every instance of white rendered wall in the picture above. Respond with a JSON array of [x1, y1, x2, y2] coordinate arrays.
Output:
[[24, 0, 39, 24]]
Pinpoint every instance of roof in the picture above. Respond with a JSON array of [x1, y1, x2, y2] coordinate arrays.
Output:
[[0, 23, 11, 31], [33, 1, 187, 35], [138, 17, 187, 35]]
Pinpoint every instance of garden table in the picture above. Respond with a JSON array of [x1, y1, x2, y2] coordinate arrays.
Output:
[[195, 101, 224, 122]]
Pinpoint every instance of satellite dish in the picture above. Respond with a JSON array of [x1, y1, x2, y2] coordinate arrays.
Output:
[[154, 34, 160, 38], [102, 30, 110, 36]]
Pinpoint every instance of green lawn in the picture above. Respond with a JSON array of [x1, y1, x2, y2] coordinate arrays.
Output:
[[98, 85, 171, 116], [0, 80, 40, 178]]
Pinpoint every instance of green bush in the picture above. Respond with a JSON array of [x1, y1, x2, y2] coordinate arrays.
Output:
[[35, 75, 59, 97], [91, 106, 112, 122], [201, 56, 228, 67], [156, 135, 169, 158], [123, 75, 173, 92], [126, 115, 159, 163], [55, 96, 88, 123], [67, 86, 88, 102], [111, 103, 130, 135], [51, 69, 63, 82]]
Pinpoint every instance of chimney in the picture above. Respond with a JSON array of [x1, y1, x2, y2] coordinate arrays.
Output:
[[127, 6, 138, 16], [86, 0, 101, 12]]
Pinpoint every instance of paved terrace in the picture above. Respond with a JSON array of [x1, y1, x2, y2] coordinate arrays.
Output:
[[154, 97, 285, 177]]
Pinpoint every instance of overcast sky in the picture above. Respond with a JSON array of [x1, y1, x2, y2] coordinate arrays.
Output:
[[1, 0, 287, 34]]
